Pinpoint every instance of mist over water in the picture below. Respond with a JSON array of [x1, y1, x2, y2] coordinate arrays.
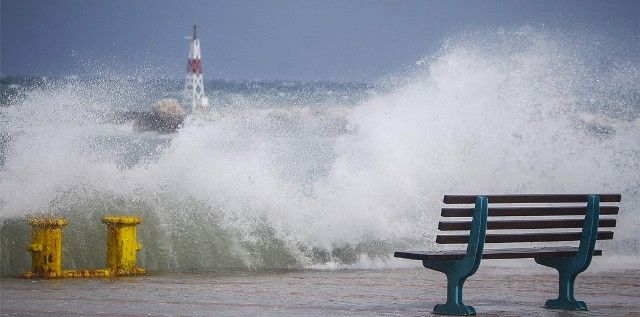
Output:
[[1, 27, 639, 276]]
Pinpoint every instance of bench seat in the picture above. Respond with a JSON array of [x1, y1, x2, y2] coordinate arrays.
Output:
[[395, 247, 603, 261]]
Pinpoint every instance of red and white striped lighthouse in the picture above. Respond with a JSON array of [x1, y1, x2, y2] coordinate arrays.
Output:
[[184, 24, 208, 111]]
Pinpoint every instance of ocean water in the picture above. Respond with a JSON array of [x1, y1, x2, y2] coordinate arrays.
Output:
[[1, 27, 639, 277]]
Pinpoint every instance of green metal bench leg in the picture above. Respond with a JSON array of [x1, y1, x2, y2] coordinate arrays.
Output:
[[534, 194, 600, 311], [543, 271, 587, 310], [424, 196, 488, 316], [432, 273, 475, 315]]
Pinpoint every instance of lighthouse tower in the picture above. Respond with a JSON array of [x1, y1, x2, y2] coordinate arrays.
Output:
[[185, 24, 208, 111]]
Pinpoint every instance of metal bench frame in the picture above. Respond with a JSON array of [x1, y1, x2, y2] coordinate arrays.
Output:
[[395, 194, 617, 315]]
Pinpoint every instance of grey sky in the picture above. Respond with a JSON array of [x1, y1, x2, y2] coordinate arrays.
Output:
[[1, 0, 638, 81]]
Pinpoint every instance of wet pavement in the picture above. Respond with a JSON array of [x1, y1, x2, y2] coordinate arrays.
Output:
[[2, 263, 639, 316]]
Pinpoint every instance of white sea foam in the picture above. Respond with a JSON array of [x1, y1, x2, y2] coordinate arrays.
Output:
[[1, 27, 638, 275]]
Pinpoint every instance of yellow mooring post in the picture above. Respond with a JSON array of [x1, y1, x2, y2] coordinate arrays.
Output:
[[23, 218, 68, 278], [101, 216, 145, 276]]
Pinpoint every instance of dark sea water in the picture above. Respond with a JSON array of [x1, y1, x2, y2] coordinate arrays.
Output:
[[1, 27, 639, 278]]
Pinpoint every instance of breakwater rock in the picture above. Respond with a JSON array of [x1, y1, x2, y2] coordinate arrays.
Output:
[[133, 98, 186, 133]]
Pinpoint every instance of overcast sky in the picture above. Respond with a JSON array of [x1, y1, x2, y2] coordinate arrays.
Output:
[[1, 0, 638, 81]]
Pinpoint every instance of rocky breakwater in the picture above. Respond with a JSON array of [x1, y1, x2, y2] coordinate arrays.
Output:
[[134, 98, 186, 133]]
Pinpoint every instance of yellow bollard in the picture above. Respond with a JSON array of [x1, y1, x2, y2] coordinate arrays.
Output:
[[101, 216, 145, 275], [23, 218, 68, 278]]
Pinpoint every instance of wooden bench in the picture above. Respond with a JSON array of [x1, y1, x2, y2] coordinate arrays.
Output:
[[394, 194, 620, 315]]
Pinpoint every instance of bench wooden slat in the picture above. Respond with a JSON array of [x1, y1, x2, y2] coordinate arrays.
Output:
[[438, 218, 617, 231], [436, 231, 614, 244], [441, 206, 619, 217], [443, 194, 622, 204], [394, 247, 603, 261]]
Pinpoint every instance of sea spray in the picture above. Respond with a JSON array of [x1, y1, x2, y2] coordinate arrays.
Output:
[[1, 27, 639, 276]]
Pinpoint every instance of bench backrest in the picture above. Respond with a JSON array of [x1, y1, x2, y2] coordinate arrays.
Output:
[[437, 194, 620, 247]]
